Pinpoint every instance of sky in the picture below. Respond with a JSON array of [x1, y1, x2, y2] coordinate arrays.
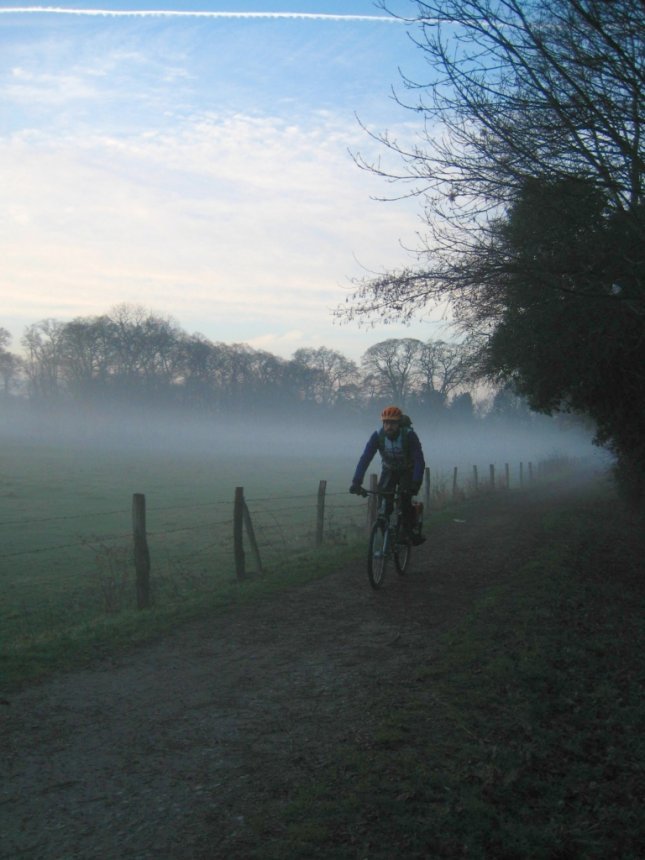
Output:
[[0, 0, 451, 361]]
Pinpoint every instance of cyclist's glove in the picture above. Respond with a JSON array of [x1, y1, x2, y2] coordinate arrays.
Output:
[[411, 481, 422, 496], [349, 483, 363, 495]]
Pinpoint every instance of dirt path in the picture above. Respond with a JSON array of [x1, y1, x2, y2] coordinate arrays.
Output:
[[1, 483, 581, 859]]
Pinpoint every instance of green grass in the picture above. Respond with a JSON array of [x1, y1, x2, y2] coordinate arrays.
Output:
[[0, 436, 486, 689], [0, 438, 363, 689], [1, 539, 365, 690], [239, 491, 645, 859]]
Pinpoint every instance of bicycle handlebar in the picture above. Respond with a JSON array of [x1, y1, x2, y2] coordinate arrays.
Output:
[[353, 487, 395, 498]]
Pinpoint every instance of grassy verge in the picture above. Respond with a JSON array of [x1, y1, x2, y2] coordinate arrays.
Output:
[[0, 438, 363, 690], [0, 491, 470, 691], [243, 492, 645, 859], [0, 540, 364, 691]]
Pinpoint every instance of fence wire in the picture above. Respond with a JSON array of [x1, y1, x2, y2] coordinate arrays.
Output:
[[1, 460, 546, 615]]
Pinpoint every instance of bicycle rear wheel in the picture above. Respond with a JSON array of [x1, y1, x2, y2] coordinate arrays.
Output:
[[367, 519, 388, 589], [394, 536, 411, 575]]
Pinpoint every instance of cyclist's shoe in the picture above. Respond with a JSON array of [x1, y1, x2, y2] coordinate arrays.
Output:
[[411, 533, 426, 546], [399, 527, 414, 544]]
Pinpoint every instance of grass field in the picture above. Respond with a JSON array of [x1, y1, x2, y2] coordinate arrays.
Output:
[[0, 436, 594, 691], [0, 437, 363, 688]]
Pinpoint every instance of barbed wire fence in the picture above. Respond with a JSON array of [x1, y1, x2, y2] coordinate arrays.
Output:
[[0, 458, 548, 619]]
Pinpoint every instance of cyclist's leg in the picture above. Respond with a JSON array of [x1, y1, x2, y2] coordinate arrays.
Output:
[[398, 471, 415, 534], [399, 471, 426, 545], [377, 469, 397, 518]]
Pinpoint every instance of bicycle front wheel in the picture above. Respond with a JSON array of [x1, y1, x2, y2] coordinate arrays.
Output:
[[367, 519, 388, 589]]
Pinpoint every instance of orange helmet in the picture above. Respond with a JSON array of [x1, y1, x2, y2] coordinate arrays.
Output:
[[381, 405, 402, 422]]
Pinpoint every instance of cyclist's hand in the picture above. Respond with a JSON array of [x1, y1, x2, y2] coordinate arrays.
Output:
[[411, 481, 422, 496], [349, 483, 364, 496]]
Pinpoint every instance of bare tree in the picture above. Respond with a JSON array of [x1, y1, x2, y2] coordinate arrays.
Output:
[[361, 338, 424, 406], [417, 339, 473, 399], [0, 328, 20, 396], [22, 319, 67, 400], [105, 304, 183, 397], [60, 316, 115, 397], [292, 347, 359, 406], [178, 334, 229, 411], [342, 0, 644, 326]]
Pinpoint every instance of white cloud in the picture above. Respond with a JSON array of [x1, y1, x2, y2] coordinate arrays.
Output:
[[246, 329, 307, 353], [0, 109, 425, 355], [0, 4, 446, 359], [4, 66, 100, 104]]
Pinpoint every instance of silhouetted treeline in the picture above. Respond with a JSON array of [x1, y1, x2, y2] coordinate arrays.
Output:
[[0, 306, 485, 421]]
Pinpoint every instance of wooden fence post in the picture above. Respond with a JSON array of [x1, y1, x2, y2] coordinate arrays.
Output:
[[367, 473, 378, 530], [242, 500, 263, 576], [505, 462, 510, 489], [233, 486, 245, 580], [316, 480, 327, 547], [132, 493, 151, 609], [519, 461, 524, 487], [452, 466, 459, 499], [528, 461, 534, 482], [424, 467, 431, 510], [489, 464, 495, 489], [472, 465, 479, 493]]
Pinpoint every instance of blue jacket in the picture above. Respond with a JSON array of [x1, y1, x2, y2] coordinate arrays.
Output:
[[352, 427, 425, 486]]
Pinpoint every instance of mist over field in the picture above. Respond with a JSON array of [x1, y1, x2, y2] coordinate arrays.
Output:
[[0, 309, 614, 495], [0, 394, 607, 481]]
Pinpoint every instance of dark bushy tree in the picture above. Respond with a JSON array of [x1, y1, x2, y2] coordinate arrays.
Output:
[[482, 179, 645, 498]]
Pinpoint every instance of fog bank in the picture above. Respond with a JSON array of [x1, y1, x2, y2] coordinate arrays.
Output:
[[0, 398, 608, 479]]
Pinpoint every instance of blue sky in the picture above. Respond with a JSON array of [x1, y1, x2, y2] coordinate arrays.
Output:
[[0, 1, 450, 360]]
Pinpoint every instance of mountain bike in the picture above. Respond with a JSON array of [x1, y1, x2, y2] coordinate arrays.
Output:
[[357, 487, 412, 589]]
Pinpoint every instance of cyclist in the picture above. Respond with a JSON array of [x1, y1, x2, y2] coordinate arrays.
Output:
[[349, 405, 426, 545]]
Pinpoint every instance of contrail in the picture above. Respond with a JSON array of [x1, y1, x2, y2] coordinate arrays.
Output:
[[0, 7, 404, 22]]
